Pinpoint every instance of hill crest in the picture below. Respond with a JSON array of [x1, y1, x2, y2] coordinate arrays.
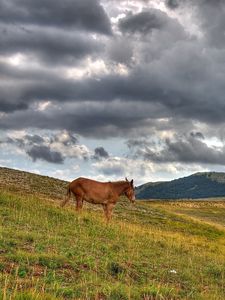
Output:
[[2, 167, 225, 200], [136, 171, 225, 200]]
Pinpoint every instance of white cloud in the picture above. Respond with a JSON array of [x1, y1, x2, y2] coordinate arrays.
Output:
[[35, 101, 52, 112]]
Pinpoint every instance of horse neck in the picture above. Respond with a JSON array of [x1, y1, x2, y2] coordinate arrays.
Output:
[[112, 181, 129, 196]]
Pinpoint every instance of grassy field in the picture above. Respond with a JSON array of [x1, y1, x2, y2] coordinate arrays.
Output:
[[0, 167, 225, 299]]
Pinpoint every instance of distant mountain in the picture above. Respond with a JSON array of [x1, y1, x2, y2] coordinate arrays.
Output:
[[136, 172, 225, 200]]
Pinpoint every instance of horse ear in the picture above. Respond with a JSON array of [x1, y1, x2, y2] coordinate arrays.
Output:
[[131, 179, 134, 186], [125, 177, 128, 182]]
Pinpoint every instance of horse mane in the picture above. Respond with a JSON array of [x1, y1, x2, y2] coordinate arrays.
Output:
[[110, 180, 130, 191], [112, 180, 128, 185]]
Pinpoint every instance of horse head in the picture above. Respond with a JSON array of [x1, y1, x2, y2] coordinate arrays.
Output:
[[124, 178, 135, 204]]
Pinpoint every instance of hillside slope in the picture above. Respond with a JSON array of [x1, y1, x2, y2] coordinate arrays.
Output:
[[0, 167, 68, 200], [136, 172, 225, 200], [0, 168, 225, 299]]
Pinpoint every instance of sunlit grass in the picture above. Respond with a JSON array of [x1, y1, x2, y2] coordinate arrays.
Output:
[[0, 190, 224, 299]]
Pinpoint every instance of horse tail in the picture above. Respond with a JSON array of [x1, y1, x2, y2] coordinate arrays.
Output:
[[67, 185, 71, 197], [60, 184, 71, 207]]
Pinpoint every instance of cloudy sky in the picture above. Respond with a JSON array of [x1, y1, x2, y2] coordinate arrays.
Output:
[[1, 0, 225, 185]]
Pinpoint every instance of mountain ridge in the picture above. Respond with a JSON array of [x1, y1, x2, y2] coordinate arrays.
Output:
[[136, 171, 225, 200]]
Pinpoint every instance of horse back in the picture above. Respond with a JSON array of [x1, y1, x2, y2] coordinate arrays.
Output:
[[69, 177, 113, 203]]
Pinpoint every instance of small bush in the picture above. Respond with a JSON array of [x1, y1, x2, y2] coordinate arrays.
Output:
[[108, 262, 125, 278]]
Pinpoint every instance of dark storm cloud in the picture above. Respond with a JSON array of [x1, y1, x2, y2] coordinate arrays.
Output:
[[0, 100, 28, 113], [1, 39, 225, 128], [165, 0, 225, 48], [4, 133, 64, 164], [141, 134, 225, 165], [2, 132, 89, 163], [190, 131, 204, 140], [2, 134, 45, 150], [0, 26, 102, 65], [0, 101, 160, 137], [198, 1, 225, 49], [0, 7, 190, 114], [25, 134, 45, 144], [1, 0, 225, 143], [0, 0, 112, 35], [6, 137, 25, 148], [0, 60, 56, 81], [166, 0, 223, 9], [6, 134, 45, 148], [166, 0, 179, 9], [26, 145, 64, 164], [1, 51, 209, 113], [126, 138, 152, 150], [93, 147, 109, 160], [118, 10, 169, 34], [107, 37, 134, 66]]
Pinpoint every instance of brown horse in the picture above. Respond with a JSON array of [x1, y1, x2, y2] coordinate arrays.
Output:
[[61, 177, 135, 221]]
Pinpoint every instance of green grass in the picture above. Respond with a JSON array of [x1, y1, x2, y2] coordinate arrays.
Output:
[[148, 201, 225, 227], [0, 191, 225, 299], [0, 167, 225, 299]]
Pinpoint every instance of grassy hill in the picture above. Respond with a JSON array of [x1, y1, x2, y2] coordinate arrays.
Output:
[[0, 167, 225, 299], [136, 172, 225, 200], [0, 167, 68, 201]]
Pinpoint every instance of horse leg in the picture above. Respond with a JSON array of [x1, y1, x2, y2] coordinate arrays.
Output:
[[76, 196, 83, 212], [103, 203, 115, 222], [102, 204, 107, 220], [61, 186, 71, 207], [61, 195, 71, 207]]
